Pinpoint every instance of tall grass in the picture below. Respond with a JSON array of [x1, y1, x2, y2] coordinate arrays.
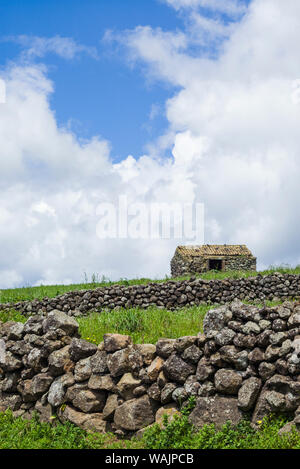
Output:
[[77, 305, 209, 345]]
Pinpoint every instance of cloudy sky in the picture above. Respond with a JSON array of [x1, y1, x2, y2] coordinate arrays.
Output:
[[0, 0, 300, 288]]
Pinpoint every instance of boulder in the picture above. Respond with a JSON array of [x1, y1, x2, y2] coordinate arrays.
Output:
[[238, 377, 262, 411], [88, 374, 114, 391], [146, 356, 164, 381], [71, 388, 106, 413], [163, 354, 195, 384], [189, 396, 244, 429], [69, 338, 98, 362], [214, 369, 243, 395], [114, 395, 155, 431], [155, 404, 180, 426], [48, 345, 74, 376], [116, 373, 141, 400], [102, 393, 119, 421], [107, 348, 130, 377], [42, 310, 78, 336], [103, 334, 132, 352]]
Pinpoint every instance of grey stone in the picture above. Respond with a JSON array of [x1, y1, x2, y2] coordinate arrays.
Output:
[[163, 354, 195, 384], [69, 338, 98, 362], [189, 396, 244, 429], [42, 310, 78, 335], [103, 333, 132, 352], [238, 377, 262, 411], [214, 369, 243, 395], [114, 395, 155, 431]]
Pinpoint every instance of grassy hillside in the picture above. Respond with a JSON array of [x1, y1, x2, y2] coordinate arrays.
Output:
[[1, 264, 299, 305]]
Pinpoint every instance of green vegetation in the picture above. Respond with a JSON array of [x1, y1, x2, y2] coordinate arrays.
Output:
[[0, 269, 299, 449], [139, 412, 300, 450], [1, 264, 299, 305], [0, 309, 26, 324], [77, 305, 209, 345], [77, 299, 283, 345], [0, 409, 299, 449], [0, 300, 283, 345]]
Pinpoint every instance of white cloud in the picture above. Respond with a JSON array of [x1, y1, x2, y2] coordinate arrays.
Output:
[[163, 0, 247, 16], [0, 61, 195, 288], [4, 35, 99, 60], [116, 0, 300, 269], [2, 0, 300, 288]]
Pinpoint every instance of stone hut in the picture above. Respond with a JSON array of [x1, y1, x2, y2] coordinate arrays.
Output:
[[170, 244, 256, 277]]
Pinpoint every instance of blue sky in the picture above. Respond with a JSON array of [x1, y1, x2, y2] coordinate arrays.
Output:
[[0, 0, 186, 161], [0, 0, 250, 161], [1, 0, 300, 288]]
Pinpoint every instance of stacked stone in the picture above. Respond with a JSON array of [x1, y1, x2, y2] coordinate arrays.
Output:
[[170, 254, 256, 277], [0, 273, 300, 317], [0, 301, 300, 436]]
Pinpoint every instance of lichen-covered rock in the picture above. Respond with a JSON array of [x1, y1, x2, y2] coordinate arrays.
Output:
[[182, 345, 202, 363], [189, 396, 244, 429], [74, 357, 92, 382], [203, 305, 229, 335], [238, 377, 262, 411], [155, 339, 176, 358], [252, 375, 300, 425], [89, 350, 108, 374], [23, 316, 43, 336], [6, 322, 25, 341], [214, 328, 236, 346], [107, 348, 130, 377], [88, 373, 114, 391], [102, 393, 120, 421], [69, 338, 98, 362], [48, 374, 74, 407], [70, 388, 106, 413], [174, 336, 197, 353], [155, 404, 180, 425], [48, 345, 74, 376], [163, 354, 195, 384], [135, 344, 156, 365], [103, 333, 132, 353], [42, 310, 78, 336], [214, 369, 243, 395], [146, 356, 164, 381], [116, 373, 141, 400]]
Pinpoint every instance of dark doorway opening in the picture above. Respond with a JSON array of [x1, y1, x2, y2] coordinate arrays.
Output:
[[208, 259, 223, 271]]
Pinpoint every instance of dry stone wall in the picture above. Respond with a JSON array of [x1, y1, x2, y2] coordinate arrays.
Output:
[[1, 272, 300, 317], [1, 300, 300, 436]]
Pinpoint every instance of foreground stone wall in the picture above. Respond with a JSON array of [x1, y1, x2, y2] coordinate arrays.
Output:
[[0, 301, 300, 436], [1, 272, 300, 317]]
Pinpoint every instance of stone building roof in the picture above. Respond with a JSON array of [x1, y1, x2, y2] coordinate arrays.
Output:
[[176, 244, 254, 258]]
